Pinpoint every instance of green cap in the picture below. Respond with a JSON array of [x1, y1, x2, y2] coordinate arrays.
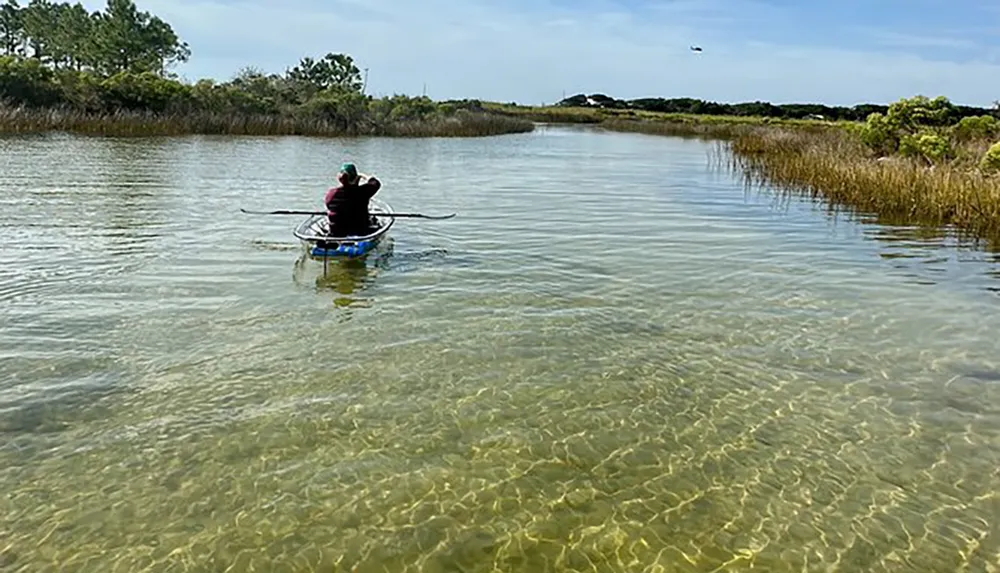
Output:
[[340, 162, 358, 180]]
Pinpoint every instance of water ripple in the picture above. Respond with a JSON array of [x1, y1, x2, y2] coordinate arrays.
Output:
[[0, 128, 998, 571]]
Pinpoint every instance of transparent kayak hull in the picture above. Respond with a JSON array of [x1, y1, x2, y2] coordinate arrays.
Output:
[[292, 199, 395, 258]]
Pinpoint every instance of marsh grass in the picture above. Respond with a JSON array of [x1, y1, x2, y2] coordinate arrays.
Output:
[[600, 118, 757, 140], [483, 103, 614, 123], [380, 113, 535, 137], [486, 103, 846, 130], [592, 113, 1000, 247], [0, 105, 534, 138], [722, 126, 1000, 244]]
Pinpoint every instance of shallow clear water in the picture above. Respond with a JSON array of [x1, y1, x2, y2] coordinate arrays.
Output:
[[1, 126, 998, 572]]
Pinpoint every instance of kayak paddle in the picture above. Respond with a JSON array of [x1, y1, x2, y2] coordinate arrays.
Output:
[[240, 208, 456, 220]]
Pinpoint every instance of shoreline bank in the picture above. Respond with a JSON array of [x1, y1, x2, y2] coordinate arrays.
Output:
[[6, 96, 997, 248], [496, 103, 1000, 248], [0, 105, 535, 138]]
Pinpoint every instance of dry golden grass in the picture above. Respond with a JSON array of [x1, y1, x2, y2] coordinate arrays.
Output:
[[722, 126, 1000, 243], [0, 105, 534, 138]]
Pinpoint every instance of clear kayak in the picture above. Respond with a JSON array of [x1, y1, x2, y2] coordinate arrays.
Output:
[[292, 199, 395, 258]]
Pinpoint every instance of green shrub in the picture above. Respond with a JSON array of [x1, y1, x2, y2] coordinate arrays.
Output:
[[855, 95, 992, 164], [899, 131, 952, 164], [295, 91, 369, 132], [55, 70, 103, 111], [0, 56, 63, 107], [388, 95, 438, 122], [859, 112, 898, 155], [981, 142, 1000, 173], [886, 95, 956, 130], [953, 115, 1000, 142], [98, 71, 192, 112]]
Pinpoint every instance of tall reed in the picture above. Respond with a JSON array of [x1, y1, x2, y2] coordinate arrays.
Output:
[[723, 126, 1000, 243], [0, 105, 534, 138], [601, 118, 755, 140], [379, 113, 535, 137]]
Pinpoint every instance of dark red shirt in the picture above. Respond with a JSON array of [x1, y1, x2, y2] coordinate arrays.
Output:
[[324, 177, 381, 233]]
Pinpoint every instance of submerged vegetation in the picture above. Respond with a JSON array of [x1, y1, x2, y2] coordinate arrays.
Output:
[[0, 0, 532, 137]]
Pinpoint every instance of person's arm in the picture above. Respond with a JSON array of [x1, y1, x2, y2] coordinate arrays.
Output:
[[359, 175, 381, 200]]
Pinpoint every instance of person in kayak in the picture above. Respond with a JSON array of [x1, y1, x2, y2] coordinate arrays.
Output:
[[325, 162, 381, 237]]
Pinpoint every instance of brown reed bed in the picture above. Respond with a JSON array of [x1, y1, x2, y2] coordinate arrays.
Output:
[[721, 126, 1000, 244], [600, 118, 755, 140], [483, 103, 613, 123], [380, 112, 535, 137], [0, 105, 534, 138], [486, 102, 847, 132], [599, 115, 844, 140]]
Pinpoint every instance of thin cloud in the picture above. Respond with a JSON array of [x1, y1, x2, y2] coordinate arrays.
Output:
[[857, 28, 979, 50], [77, 0, 1000, 107]]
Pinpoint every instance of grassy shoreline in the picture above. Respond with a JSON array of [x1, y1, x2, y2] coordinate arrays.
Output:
[[0, 104, 535, 138], [6, 0, 989, 244], [484, 102, 848, 130], [5, 93, 998, 246], [0, 99, 823, 139], [723, 127, 1000, 243], [491, 101, 1000, 246]]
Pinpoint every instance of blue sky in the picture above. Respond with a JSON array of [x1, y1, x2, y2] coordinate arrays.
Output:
[[86, 0, 1000, 107]]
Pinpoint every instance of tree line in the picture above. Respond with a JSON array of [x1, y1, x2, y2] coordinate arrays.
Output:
[[558, 93, 999, 124], [0, 0, 189, 74], [0, 0, 498, 134]]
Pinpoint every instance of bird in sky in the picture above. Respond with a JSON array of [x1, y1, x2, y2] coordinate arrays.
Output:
[[690, 46, 703, 52]]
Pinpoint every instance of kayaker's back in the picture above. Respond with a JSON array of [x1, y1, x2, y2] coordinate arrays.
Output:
[[325, 177, 381, 236]]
